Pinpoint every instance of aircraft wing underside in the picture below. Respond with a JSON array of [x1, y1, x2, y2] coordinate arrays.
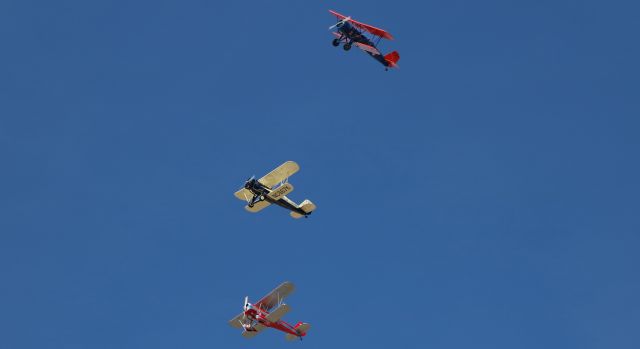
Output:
[[255, 281, 295, 312]]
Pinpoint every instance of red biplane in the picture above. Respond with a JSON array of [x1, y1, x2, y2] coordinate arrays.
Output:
[[229, 282, 311, 341], [329, 10, 400, 70]]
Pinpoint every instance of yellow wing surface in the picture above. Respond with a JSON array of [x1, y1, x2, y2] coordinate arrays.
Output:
[[258, 161, 300, 188], [234, 188, 253, 202], [244, 200, 271, 213]]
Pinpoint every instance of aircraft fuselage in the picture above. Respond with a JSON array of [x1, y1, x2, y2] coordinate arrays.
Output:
[[244, 179, 307, 216], [336, 22, 390, 67]]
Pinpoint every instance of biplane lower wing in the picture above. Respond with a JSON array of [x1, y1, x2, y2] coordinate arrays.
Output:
[[245, 200, 271, 213], [241, 323, 265, 339], [254, 281, 295, 312], [334, 31, 381, 56], [332, 32, 345, 40], [355, 42, 381, 55], [234, 188, 253, 202], [229, 313, 245, 329], [285, 322, 311, 341], [258, 161, 300, 188]]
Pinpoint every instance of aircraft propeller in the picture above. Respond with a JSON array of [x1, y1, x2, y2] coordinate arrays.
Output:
[[329, 16, 351, 30], [239, 296, 250, 327], [240, 176, 256, 192]]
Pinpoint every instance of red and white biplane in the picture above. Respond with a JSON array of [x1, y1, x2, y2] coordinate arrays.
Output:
[[228, 281, 311, 341]]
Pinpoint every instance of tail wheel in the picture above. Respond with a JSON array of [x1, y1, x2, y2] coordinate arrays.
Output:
[[332, 38, 340, 47], [343, 43, 352, 51]]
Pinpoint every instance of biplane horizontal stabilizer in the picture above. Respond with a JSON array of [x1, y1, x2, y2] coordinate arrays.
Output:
[[289, 200, 316, 219], [299, 200, 316, 213], [285, 322, 311, 341], [290, 211, 305, 219]]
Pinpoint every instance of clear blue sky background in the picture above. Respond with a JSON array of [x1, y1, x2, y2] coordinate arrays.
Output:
[[1, 1, 639, 348]]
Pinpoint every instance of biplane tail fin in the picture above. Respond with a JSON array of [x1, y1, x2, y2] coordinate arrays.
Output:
[[384, 51, 400, 68], [290, 200, 316, 219], [285, 322, 311, 341]]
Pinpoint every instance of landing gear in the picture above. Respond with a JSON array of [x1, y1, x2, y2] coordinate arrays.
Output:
[[343, 43, 352, 51], [332, 38, 340, 47], [248, 194, 265, 208]]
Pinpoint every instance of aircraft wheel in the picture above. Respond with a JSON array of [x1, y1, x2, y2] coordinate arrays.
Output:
[[259, 195, 265, 201], [332, 38, 340, 47], [343, 43, 352, 51]]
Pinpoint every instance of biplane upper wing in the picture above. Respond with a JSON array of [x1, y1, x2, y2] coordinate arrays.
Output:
[[354, 42, 381, 55], [258, 161, 300, 189], [265, 304, 291, 322], [329, 10, 394, 40], [254, 281, 295, 312]]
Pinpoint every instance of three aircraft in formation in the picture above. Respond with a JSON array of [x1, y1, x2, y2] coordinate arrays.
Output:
[[230, 9, 399, 341]]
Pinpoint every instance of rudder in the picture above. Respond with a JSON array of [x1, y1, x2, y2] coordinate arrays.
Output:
[[285, 322, 311, 341], [384, 51, 400, 68], [289, 199, 316, 219], [299, 199, 316, 214]]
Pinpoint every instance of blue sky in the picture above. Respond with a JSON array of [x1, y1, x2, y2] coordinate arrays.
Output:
[[1, 0, 639, 348]]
